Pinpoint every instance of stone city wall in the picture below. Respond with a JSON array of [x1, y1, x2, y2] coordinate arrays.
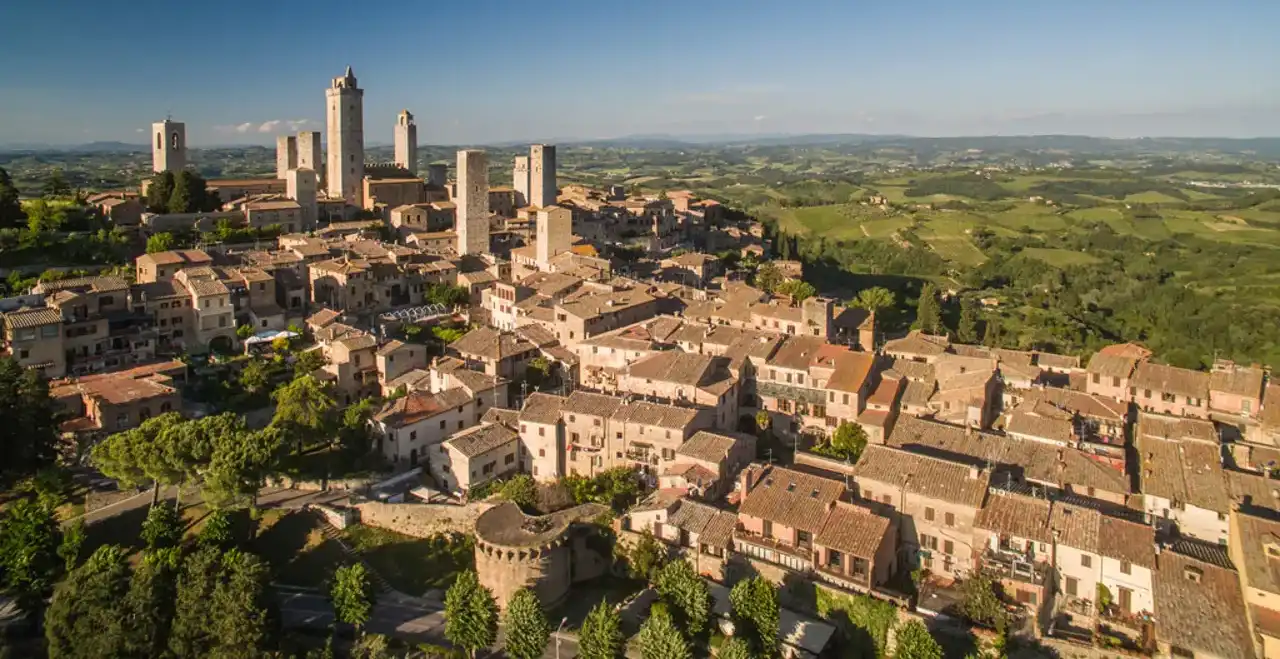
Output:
[[353, 500, 493, 538]]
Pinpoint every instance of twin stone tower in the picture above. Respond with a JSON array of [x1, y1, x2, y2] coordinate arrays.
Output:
[[155, 66, 561, 259]]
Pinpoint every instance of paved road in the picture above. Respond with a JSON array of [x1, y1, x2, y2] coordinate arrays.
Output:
[[71, 485, 347, 527], [277, 588, 447, 641]]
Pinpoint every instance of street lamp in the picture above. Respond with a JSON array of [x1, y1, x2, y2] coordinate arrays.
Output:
[[555, 617, 569, 659]]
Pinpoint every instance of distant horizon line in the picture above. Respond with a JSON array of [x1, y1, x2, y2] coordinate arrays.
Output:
[[5, 131, 1280, 152]]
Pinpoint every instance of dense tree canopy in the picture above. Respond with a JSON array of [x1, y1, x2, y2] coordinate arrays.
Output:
[[331, 563, 376, 633], [578, 600, 624, 659], [894, 620, 944, 659], [0, 167, 24, 228], [502, 588, 550, 659], [729, 576, 779, 657], [655, 559, 711, 638], [0, 357, 61, 486], [444, 570, 498, 659], [637, 606, 689, 659]]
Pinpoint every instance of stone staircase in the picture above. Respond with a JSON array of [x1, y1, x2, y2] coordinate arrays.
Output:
[[312, 509, 392, 595]]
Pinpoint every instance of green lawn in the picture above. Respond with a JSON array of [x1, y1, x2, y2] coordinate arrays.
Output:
[[341, 524, 474, 596], [1020, 248, 1101, 267]]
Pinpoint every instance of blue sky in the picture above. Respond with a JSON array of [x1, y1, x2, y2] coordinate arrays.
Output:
[[2, 0, 1277, 145]]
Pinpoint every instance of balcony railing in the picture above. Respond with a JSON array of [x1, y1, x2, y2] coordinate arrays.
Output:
[[815, 564, 872, 590], [982, 548, 1048, 585], [733, 529, 813, 560]]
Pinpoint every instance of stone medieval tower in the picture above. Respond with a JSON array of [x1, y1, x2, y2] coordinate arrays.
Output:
[[456, 149, 490, 256], [151, 119, 186, 173], [529, 144, 556, 208], [394, 110, 418, 175], [512, 156, 530, 208], [325, 66, 365, 206], [276, 135, 297, 179], [296, 131, 323, 186]]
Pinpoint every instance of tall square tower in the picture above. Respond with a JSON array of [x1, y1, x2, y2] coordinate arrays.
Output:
[[276, 135, 297, 179], [456, 149, 490, 256], [529, 144, 556, 208], [325, 66, 364, 206], [286, 168, 319, 231], [297, 131, 323, 186], [536, 206, 572, 266], [513, 156, 530, 208], [394, 110, 418, 175], [151, 119, 186, 173]]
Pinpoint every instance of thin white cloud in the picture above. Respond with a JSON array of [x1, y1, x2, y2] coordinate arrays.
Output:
[[214, 119, 314, 136], [753, 115, 766, 122], [135, 128, 144, 133]]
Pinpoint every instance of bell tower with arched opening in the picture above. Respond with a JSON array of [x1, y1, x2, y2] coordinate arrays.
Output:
[[151, 119, 186, 173]]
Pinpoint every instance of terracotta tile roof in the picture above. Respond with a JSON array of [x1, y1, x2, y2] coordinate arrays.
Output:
[[519, 392, 566, 424], [36, 275, 130, 294], [765, 335, 828, 371], [1210, 364, 1265, 399], [376, 339, 409, 356], [1085, 352, 1140, 379], [562, 391, 625, 417], [611, 400, 704, 430], [1235, 512, 1280, 594], [514, 324, 558, 347], [975, 490, 1053, 543], [136, 249, 212, 267], [557, 288, 655, 320], [183, 277, 229, 297], [677, 430, 750, 464], [375, 388, 471, 427], [336, 333, 378, 352], [1020, 387, 1127, 422], [432, 358, 504, 394], [1264, 384, 1280, 428], [1035, 352, 1081, 370], [1098, 343, 1152, 359], [481, 407, 520, 428], [815, 502, 891, 558], [1005, 412, 1073, 444], [699, 509, 738, 549], [4, 307, 62, 329], [446, 422, 519, 458], [1136, 412, 1218, 444], [1154, 550, 1253, 659], [1131, 361, 1210, 400], [1098, 515, 1155, 568], [884, 331, 949, 358], [385, 368, 431, 392], [1048, 502, 1101, 553], [901, 380, 936, 408], [826, 352, 875, 394], [1229, 471, 1280, 513], [450, 327, 536, 361], [738, 464, 845, 533], [626, 351, 719, 386], [888, 357, 935, 382], [852, 444, 989, 508], [1137, 431, 1230, 513]]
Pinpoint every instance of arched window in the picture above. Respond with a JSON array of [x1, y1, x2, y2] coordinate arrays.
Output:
[[156, 133, 162, 149], [171, 132, 180, 149]]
